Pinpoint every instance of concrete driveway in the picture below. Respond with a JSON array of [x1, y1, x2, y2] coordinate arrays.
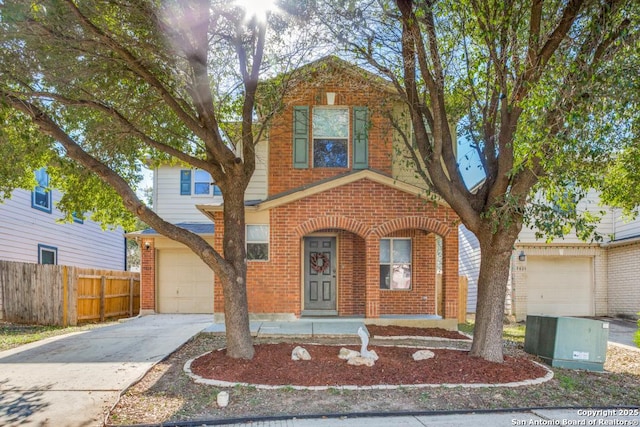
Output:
[[0, 314, 212, 427], [603, 317, 638, 348]]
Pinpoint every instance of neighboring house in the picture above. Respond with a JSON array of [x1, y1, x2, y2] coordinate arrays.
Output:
[[458, 225, 481, 314], [460, 192, 640, 321], [512, 201, 640, 321], [0, 168, 126, 270], [137, 56, 461, 325]]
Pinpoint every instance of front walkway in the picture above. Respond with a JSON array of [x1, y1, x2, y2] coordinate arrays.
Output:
[[203, 315, 449, 338], [204, 318, 366, 337]]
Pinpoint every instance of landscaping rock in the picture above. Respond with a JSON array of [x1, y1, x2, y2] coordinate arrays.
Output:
[[338, 347, 360, 360], [291, 346, 311, 361], [412, 350, 435, 361], [363, 349, 379, 361], [347, 356, 375, 367]]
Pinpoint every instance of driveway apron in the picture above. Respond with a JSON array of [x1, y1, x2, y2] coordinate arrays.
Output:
[[0, 314, 212, 427]]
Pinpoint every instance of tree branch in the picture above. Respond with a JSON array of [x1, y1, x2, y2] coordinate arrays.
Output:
[[2, 90, 230, 276], [61, 0, 206, 140]]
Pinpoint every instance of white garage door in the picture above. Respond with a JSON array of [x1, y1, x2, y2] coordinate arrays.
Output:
[[526, 256, 594, 317], [158, 249, 214, 313]]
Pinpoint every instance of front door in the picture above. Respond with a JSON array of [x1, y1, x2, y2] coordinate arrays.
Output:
[[303, 236, 337, 314]]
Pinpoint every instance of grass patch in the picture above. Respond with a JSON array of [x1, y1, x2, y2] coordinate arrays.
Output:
[[503, 323, 526, 343], [458, 321, 526, 343], [0, 321, 111, 351]]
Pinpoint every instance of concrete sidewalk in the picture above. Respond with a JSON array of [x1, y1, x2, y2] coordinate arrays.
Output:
[[209, 408, 640, 426], [0, 314, 212, 427]]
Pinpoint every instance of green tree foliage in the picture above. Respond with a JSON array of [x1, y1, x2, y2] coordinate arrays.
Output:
[[0, 0, 315, 359], [322, 0, 639, 361]]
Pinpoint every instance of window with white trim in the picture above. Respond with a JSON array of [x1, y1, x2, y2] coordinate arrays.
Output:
[[32, 168, 52, 213], [38, 244, 58, 265], [379, 238, 412, 290], [180, 169, 221, 196], [312, 107, 349, 168], [246, 225, 269, 261]]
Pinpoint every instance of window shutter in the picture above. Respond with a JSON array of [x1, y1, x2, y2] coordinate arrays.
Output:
[[293, 106, 309, 168], [352, 106, 369, 169], [180, 169, 191, 195]]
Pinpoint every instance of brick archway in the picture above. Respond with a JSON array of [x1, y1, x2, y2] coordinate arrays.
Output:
[[294, 215, 370, 239], [374, 216, 451, 237]]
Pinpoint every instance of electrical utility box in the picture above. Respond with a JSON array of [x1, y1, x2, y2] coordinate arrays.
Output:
[[524, 315, 609, 372]]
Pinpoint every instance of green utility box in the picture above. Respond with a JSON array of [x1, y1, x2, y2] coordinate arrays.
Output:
[[524, 315, 609, 372]]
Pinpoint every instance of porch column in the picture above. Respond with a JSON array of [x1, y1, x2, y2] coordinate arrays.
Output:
[[140, 238, 156, 314], [442, 230, 459, 319], [365, 236, 380, 318]]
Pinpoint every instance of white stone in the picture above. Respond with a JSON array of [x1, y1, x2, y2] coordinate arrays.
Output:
[[291, 346, 311, 361], [364, 349, 379, 361], [347, 356, 375, 367], [412, 350, 435, 361], [338, 347, 360, 360], [217, 391, 229, 407]]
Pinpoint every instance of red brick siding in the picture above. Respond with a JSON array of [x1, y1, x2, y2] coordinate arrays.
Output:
[[212, 179, 459, 318], [337, 231, 366, 316], [140, 239, 156, 311], [379, 230, 437, 315], [268, 69, 397, 196]]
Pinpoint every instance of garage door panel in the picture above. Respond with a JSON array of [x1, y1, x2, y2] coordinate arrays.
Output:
[[526, 256, 593, 317], [158, 249, 214, 314]]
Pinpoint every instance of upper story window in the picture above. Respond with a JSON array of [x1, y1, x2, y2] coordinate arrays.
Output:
[[38, 244, 58, 265], [72, 212, 84, 224], [31, 168, 52, 213], [180, 169, 221, 197], [312, 107, 349, 168], [292, 106, 369, 170]]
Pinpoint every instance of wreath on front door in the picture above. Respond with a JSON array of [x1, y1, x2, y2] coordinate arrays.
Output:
[[310, 252, 330, 274]]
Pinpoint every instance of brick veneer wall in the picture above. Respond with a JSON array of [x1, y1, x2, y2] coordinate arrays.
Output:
[[268, 67, 398, 196], [213, 179, 459, 318], [607, 241, 640, 318], [140, 238, 156, 312]]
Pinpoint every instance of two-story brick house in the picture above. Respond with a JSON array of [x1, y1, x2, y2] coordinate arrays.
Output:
[[138, 56, 460, 325]]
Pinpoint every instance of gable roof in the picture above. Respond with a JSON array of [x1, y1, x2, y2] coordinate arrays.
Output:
[[269, 55, 399, 97], [196, 169, 448, 220]]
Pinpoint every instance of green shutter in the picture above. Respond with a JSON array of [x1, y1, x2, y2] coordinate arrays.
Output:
[[352, 106, 369, 169], [293, 106, 309, 168], [180, 169, 191, 195]]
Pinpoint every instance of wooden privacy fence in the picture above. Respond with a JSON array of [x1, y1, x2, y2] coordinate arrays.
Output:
[[435, 274, 468, 323], [0, 261, 139, 326]]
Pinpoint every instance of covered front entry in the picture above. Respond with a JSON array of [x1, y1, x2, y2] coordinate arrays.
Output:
[[303, 236, 337, 315]]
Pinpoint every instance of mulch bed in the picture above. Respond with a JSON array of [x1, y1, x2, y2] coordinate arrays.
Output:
[[189, 343, 548, 387]]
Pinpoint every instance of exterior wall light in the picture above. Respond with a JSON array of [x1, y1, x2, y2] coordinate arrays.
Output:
[[518, 250, 526, 261]]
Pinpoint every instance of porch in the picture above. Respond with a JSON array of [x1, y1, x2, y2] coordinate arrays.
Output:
[[205, 315, 459, 337]]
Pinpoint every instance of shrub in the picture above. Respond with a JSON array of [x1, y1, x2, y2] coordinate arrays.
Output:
[[635, 315, 640, 348]]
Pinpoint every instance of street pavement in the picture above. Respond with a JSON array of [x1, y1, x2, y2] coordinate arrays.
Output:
[[0, 314, 212, 427], [0, 315, 637, 427]]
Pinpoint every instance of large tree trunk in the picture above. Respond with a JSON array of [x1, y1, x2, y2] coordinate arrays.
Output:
[[219, 187, 254, 359], [469, 228, 518, 363]]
